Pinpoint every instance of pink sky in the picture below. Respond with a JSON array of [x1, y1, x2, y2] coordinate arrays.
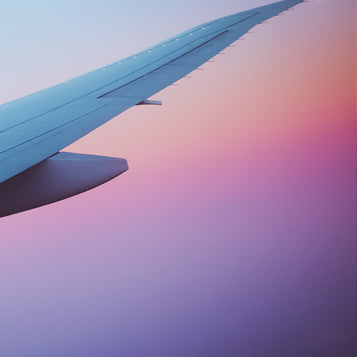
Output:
[[0, 1, 355, 356]]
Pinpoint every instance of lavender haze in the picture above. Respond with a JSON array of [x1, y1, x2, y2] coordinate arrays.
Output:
[[0, 0, 356, 356]]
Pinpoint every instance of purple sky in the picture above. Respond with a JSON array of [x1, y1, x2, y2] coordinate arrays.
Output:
[[0, 1, 356, 356]]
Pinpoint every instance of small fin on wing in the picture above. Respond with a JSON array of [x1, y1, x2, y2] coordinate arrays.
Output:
[[136, 99, 163, 106]]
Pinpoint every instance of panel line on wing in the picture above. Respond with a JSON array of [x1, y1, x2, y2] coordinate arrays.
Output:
[[98, 31, 229, 98], [99, 12, 260, 98], [0, 105, 108, 154]]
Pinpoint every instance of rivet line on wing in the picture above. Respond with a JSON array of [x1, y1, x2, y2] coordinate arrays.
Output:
[[0, 105, 108, 154]]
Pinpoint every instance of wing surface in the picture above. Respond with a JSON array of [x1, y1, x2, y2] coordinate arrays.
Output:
[[0, 0, 304, 183]]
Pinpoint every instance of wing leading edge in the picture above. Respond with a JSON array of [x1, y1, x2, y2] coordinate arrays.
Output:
[[0, 0, 304, 184]]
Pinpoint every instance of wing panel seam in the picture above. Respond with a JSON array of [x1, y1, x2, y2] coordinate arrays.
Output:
[[0, 105, 108, 154]]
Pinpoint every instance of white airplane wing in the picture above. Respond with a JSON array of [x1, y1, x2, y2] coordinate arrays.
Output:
[[0, 0, 304, 217]]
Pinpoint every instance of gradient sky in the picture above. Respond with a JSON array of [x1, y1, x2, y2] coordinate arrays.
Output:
[[0, 1, 356, 356]]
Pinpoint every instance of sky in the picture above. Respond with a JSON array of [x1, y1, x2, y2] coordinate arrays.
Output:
[[0, 0, 356, 356]]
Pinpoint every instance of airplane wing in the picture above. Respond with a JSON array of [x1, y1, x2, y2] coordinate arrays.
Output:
[[0, 0, 304, 217]]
